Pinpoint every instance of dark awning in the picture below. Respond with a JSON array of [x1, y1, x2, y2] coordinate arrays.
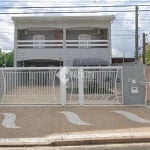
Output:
[[73, 58, 108, 66]]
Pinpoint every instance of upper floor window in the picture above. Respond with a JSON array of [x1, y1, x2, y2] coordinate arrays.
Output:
[[78, 34, 90, 48], [33, 35, 45, 48]]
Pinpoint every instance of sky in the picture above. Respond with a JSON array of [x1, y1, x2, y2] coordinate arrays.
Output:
[[0, 0, 150, 57]]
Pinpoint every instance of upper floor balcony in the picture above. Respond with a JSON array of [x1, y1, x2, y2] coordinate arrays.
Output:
[[16, 28, 109, 49]]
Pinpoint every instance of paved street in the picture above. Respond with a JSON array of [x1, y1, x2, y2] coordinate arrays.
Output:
[[0, 105, 149, 146]]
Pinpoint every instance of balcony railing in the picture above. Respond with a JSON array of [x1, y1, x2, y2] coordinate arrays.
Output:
[[17, 40, 108, 49]]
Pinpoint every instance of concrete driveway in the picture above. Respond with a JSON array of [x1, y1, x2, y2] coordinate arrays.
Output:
[[0, 105, 150, 145]]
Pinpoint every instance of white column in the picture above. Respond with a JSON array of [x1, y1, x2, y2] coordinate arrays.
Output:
[[78, 68, 84, 105], [60, 68, 67, 105]]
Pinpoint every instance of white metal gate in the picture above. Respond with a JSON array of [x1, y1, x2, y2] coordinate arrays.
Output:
[[0, 68, 60, 104], [66, 67, 123, 105], [0, 67, 123, 105]]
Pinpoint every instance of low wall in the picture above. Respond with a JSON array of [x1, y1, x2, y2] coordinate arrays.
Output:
[[145, 66, 150, 104]]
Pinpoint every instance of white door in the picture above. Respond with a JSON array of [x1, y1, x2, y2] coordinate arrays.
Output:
[[33, 35, 45, 48], [78, 34, 90, 48]]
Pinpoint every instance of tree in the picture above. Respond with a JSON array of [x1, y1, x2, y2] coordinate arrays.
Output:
[[145, 44, 150, 65], [0, 49, 14, 67]]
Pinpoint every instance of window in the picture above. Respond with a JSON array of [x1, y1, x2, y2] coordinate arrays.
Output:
[[33, 35, 45, 48], [78, 34, 90, 48]]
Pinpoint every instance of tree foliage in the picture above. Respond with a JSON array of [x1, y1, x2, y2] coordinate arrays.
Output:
[[0, 49, 14, 67], [146, 50, 150, 65]]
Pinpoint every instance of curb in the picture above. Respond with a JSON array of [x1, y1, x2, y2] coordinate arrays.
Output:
[[0, 131, 150, 146]]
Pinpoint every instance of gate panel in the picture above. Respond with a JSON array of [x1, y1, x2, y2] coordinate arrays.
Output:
[[83, 67, 123, 105], [1, 68, 61, 105]]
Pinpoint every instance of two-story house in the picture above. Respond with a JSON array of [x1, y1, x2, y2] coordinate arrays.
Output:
[[12, 15, 115, 67]]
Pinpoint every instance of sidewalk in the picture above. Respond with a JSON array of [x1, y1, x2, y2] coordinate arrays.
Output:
[[0, 105, 150, 146]]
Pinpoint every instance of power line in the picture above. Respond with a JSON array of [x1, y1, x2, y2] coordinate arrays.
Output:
[[1, 0, 150, 2], [2, 4, 150, 8], [0, 5, 149, 9], [0, 10, 136, 14]]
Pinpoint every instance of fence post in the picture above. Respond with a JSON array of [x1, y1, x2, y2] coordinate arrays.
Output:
[[78, 68, 84, 105], [60, 68, 67, 105], [121, 67, 124, 104]]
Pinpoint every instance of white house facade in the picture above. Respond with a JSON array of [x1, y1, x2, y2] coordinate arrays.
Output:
[[12, 15, 115, 67]]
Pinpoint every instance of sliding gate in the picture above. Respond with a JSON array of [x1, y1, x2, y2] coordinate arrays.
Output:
[[0, 67, 123, 105]]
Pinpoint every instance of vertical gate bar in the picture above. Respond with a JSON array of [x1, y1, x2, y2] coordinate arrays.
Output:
[[1, 70, 5, 99], [37, 72, 39, 96], [12, 71, 14, 95], [36, 71, 38, 95], [30, 70, 32, 96], [115, 70, 118, 99], [49, 71, 51, 96], [32, 71, 34, 96], [104, 70, 106, 96], [50, 70, 51, 96], [34, 71, 35, 95], [20, 71, 21, 96], [43, 71, 44, 96], [13, 71, 17, 95], [102, 70, 103, 95], [121, 68, 124, 104], [98, 71, 99, 95], [34, 71, 36, 95], [6, 72, 8, 95], [39, 71, 40, 96], [14, 71, 17, 95], [4, 70, 6, 95], [98, 71, 100, 95], [109, 71, 110, 96], [21, 71, 23, 96], [30, 71, 32, 96], [21, 71, 23, 95], [17, 72, 21, 96], [96, 71, 97, 95], [113, 71, 115, 96], [105, 70, 107, 95], [40, 71, 41, 95], [4, 71, 6, 96], [110, 71, 113, 96], [17, 71, 18, 95], [40, 72, 42, 95], [46, 71, 47, 96], [53, 70, 56, 102], [20, 71, 21, 95], [88, 71, 89, 97], [50, 70, 52, 96], [26, 71, 28, 95], [33, 71, 34, 96], [1, 69, 6, 101], [111, 71, 112, 95]]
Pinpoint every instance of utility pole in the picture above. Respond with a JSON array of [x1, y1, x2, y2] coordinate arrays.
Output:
[[135, 5, 139, 62], [142, 33, 146, 64]]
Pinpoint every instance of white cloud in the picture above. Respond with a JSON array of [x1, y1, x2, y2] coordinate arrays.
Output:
[[0, 0, 149, 58]]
